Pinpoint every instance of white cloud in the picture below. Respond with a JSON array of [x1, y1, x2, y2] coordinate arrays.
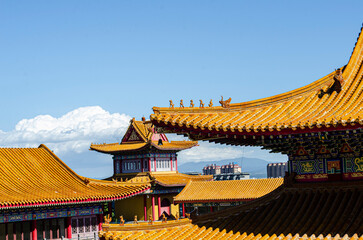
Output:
[[0, 107, 286, 178], [0, 106, 131, 154]]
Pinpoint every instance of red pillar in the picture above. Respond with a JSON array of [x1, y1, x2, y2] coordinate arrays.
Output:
[[144, 195, 147, 221], [182, 203, 185, 217], [31, 220, 37, 240], [175, 157, 178, 172], [98, 214, 103, 231], [210, 206, 214, 213], [154, 158, 156, 172], [66, 217, 72, 238], [148, 157, 151, 172], [152, 195, 155, 221], [158, 195, 161, 220], [141, 159, 144, 172], [170, 155, 173, 171]]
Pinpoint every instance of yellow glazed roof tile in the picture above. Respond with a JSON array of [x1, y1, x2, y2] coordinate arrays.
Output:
[[151, 27, 363, 136], [0, 144, 150, 209], [150, 172, 213, 187], [174, 178, 283, 203], [90, 118, 198, 153]]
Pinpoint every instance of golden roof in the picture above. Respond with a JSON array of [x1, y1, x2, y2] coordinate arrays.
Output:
[[151, 27, 363, 138], [111, 172, 213, 187], [100, 228, 360, 240], [90, 118, 198, 153], [150, 172, 213, 187], [174, 178, 283, 203], [0, 145, 150, 209]]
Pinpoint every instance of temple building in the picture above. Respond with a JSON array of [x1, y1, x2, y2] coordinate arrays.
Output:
[[90, 118, 212, 222], [100, 24, 363, 239], [0, 144, 150, 240]]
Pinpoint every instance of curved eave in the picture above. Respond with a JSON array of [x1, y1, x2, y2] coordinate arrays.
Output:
[[0, 185, 151, 210], [151, 141, 198, 151], [90, 142, 149, 154]]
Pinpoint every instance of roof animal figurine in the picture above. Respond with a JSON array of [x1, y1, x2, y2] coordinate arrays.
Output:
[[199, 100, 204, 108], [119, 216, 125, 226], [162, 213, 167, 223], [318, 68, 343, 98], [209, 99, 213, 107], [104, 214, 112, 224], [190, 100, 194, 108], [148, 214, 153, 225], [219, 96, 231, 108], [180, 100, 184, 108], [169, 100, 174, 108], [133, 215, 138, 224]]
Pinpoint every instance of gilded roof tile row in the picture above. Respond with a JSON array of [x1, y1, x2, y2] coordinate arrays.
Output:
[[0, 145, 150, 209], [174, 178, 283, 203], [151, 26, 363, 137], [100, 223, 363, 240], [150, 172, 213, 187]]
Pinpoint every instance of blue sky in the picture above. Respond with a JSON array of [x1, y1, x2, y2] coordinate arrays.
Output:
[[0, 1, 362, 178]]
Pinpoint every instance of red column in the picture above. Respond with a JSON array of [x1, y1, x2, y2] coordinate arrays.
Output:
[[158, 195, 161, 220], [152, 196, 155, 221], [66, 217, 72, 238], [210, 206, 214, 213], [182, 203, 185, 217], [154, 158, 156, 172], [148, 157, 151, 172], [98, 214, 103, 231], [141, 159, 144, 172], [175, 156, 178, 172], [144, 195, 147, 221], [170, 155, 173, 171], [31, 220, 37, 240]]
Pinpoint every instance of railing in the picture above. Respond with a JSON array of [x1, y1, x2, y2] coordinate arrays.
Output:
[[42, 232, 98, 240], [101, 218, 191, 232]]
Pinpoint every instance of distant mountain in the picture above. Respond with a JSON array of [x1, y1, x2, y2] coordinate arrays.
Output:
[[178, 157, 284, 178]]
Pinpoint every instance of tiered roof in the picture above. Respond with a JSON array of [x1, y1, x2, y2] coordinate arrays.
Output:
[[174, 178, 283, 203], [0, 145, 150, 209], [90, 118, 198, 154], [151, 25, 363, 145]]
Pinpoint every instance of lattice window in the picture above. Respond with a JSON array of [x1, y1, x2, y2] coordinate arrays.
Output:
[[78, 219, 84, 233], [71, 219, 78, 234], [91, 217, 97, 231], [85, 218, 91, 232]]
